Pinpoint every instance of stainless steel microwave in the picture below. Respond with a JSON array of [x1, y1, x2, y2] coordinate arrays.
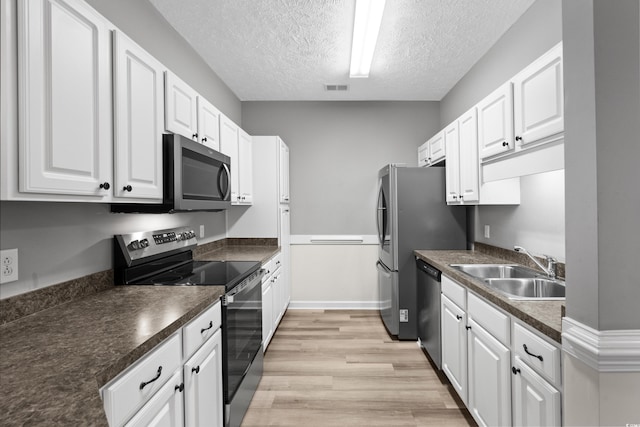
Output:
[[112, 134, 231, 213]]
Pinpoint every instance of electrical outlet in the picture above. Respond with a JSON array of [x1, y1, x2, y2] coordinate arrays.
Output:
[[199, 225, 205, 238], [484, 225, 491, 239], [0, 248, 19, 284]]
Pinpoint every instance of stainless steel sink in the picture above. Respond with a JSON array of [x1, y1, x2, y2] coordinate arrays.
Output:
[[449, 263, 565, 300], [450, 264, 540, 279], [484, 278, 565, 300]]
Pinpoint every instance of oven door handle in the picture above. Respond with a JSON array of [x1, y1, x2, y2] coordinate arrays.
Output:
[[222, 269, 264, 306]]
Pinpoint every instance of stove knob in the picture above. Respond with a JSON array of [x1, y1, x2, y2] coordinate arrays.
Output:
[[127, 240, 140, 251], [140, 239, 149, 248]]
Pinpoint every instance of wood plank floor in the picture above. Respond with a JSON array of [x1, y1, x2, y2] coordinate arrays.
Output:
[[242, 310, 476, 426]]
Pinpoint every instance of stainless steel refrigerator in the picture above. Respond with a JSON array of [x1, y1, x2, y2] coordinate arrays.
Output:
[[376, 164, 467, 340]]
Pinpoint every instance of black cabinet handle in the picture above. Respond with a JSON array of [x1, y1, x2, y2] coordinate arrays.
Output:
[[511, 366, 521, 375], [465, 325, 472, 330], [99, 182, 110, 190], [192, 366, 200, 374], [123, 185, 132, 192], [202, 137, 207, 142], [523, 344, 544, 361], [515, 136, 523, 141], [192, 133, 198, 139], [200, 321, 213, 334], [456, 315, 462, 320], [175, 383, 184, 392], [139, 366, 162, 390]]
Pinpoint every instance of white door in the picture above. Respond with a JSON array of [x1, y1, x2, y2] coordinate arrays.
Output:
[[428, 131, 446, 164], [513, 43, 564, 147], [458, 107, 479, 203], [18, 0, 112, 197], [444, 122, 460, 204], [278, 138, 290, 203], [124, 370, 184, 427], [184, 330, 224, 427], [238, 129, 253, 204], [478, 82, 514, 159], [262, 279, 274, 351], [219, 115, 239, 203], [197, 97, 220, 151], [512, 356, 561, 427], [165, 71, 198, 141], [467, 318, 511, 427], [441, 295, 467, 404], [112, 30, 164, 200]]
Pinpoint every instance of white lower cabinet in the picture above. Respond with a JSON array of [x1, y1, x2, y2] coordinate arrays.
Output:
[[183, 329, 223, 427], [467, 317, 512, 427], [262, 252, 286, 352], [440, 274, 562, 427], [103, 301, 223, 427], [124, 370, 185, 427]]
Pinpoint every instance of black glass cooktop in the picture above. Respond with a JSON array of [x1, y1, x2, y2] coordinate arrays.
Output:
[[136, 260, 261, 291]]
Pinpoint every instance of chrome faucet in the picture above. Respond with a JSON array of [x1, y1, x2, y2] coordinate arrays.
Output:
[[514, 246, 557, 279]]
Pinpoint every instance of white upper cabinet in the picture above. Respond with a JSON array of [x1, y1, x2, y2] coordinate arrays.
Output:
[[113, 30, 164, 200], [165, 71, 199, 141], [18, 0, 113, 197], [278, 138, 290, 204], [418, 131, 445, 167], [477, 82, 514, 160], [513, 43, 564, 147], [220, 115, 239, 201], [444, 122, 461, 203], [238, 129, 254, 204], [197, 97, 221, 151], [457, 108, 480, 203]]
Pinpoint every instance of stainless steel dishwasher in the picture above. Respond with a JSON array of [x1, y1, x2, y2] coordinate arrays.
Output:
[[416, 257, 442, 369]]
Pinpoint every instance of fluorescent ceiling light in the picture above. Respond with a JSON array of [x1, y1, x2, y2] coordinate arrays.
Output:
[[349, 0, 386, 78]]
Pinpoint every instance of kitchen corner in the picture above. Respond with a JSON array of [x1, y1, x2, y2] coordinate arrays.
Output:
[[0, 238, 277, 426]]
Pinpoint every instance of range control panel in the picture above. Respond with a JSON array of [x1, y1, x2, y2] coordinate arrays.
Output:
[[115, 227, 198, 266]]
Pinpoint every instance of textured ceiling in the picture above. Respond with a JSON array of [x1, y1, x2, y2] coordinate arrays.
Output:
[[149, 0, 535, 101]]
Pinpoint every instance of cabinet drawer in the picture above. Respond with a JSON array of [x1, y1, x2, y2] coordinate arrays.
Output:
[[103, 332, 182, 427], [261, 258, 273, 281], [183, 301, 222, 360], [467, 292, 510, 345], [513, 322, 561, 387], [442, 275, 466, 309]]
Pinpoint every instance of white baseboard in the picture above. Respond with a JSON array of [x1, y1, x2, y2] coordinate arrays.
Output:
[[289, 301, 380, 310], [562, 317, 640, 372]]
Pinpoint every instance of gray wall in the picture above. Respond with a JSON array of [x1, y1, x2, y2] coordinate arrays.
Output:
[[438, 0, 565, 261], [85, 0, 241, 123], [563, 0, 640, 331], [0, 0, 239, 299], [241, 101, 440, 235]]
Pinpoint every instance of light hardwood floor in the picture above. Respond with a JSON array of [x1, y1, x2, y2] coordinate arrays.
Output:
[[242, 310, 476, 426]]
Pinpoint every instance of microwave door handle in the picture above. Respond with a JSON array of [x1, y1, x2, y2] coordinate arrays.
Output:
[[218, 164, 231, 199]]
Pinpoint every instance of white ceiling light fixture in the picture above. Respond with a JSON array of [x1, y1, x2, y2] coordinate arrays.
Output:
[[349, 0, 386, 78]]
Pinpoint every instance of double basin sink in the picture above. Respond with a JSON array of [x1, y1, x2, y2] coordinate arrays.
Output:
[[450, 264, 565, 300]]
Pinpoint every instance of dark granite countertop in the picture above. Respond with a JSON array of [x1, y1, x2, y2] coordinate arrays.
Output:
[[414, 250, 563, 343], [0, 239, 277, 426]]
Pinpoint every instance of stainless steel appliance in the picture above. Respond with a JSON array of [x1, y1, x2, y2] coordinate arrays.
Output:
[[113, 227, 264, 427], [376, 164, 467, 340], [112, 133, 231, 213], [416, 258, 443, 368]]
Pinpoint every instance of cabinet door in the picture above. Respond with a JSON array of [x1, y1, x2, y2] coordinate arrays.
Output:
[[444, 122, 460, 204], [513, 43, 564, 147], [278, 138, 290, 203], [441, 295, 467, 404], [418, 142, 429, 167], [219, 115, 239, 203], [238, 129, 253, 204], [512, 356, 561, 427], [184, 329, 224, 427], [478, 82, 514, 159], [18, 0, 112, 197], [262, 280, 274, 352], [279, 207, 291, 310], [458, 108, 479, 203], [124, 370, 184, 427], [467, 318, 511, 427], [113, 30, 164, 200], [165, 71, 198, 140], [197, 97, 220, 151], [428, 131, 446, 164]]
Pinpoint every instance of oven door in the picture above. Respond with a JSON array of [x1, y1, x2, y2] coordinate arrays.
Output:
[[221, 270, 264, 404]]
